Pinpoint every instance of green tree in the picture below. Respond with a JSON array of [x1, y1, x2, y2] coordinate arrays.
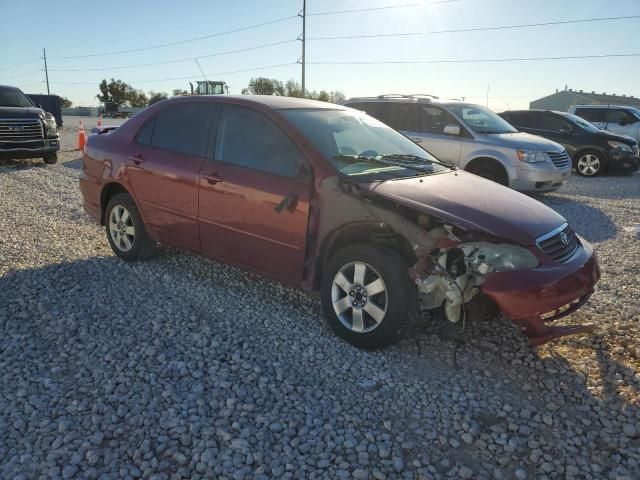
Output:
[[60, 97, 73, 108], [241, 77, 285, 96], [284, 79, 304, 98], [96, 79, 130, 106], [127, 89, 148, 107], [148, 91, 168, 105]]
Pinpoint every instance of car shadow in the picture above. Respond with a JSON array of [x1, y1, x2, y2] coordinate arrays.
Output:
[[62, 158, 83, 170], [536, 195, 618, 243], [0, 158, 47, 171]]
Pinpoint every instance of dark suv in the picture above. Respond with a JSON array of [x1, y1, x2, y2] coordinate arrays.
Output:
[[0, 85, 60, 164], [500, 109, 639, 177]]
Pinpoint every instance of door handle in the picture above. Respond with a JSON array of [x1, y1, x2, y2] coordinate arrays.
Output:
[[128, 154, 145, 165], [202, 172, 223, 185], [274, 193, 299, 213]]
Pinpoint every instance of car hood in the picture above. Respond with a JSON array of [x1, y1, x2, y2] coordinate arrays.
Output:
[[486, 131, 565, 152], [595, 129, 636, 144], [364, 170, 566, 246], [0, 106, 45, 119]]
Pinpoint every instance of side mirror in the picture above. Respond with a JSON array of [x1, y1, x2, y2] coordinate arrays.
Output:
[[444, 124, 461, 136]]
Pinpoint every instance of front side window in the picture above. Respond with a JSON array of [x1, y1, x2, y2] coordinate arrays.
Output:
[[282, 108, 448, 181], [540, 114, 570, 132], [149, 104, 214, 157], [413, 105, 460, 134], [447, 104, 517, 134], [564, 113, 600, 133], [606, 109, 637, 125], [216, 105, 304, 178]]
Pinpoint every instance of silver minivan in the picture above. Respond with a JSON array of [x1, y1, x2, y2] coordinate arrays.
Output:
[[344, 95, 571, 192], [569, 104, 640, 141]]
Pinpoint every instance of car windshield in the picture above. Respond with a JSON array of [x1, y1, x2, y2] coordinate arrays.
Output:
[[0, 87, 35, 108], [563, 113, 601, 133], [448, 103, 517, 134], [281, 108, 449, 180]]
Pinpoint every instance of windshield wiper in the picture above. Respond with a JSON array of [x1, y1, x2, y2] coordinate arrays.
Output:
[[332, 154, 434, 173], [379, 153, 456, 170]]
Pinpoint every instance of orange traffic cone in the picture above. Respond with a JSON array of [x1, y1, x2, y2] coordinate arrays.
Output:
[[97, 114, 102, 127], [77, 121, 86, 151]]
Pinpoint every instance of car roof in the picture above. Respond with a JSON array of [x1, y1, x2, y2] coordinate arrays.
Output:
[[572, 104, 630, 110], [502, 109, 566, 115], [170, 94, 346, 110], [344, 95, 462, 106]]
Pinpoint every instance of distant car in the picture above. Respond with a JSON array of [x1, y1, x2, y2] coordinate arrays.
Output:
[[0, 84, 60, 164], [79, 95, 600, 348], [500, 110, 639, 177], [342, 95, 571, 193], [569, 104, 640, 142]]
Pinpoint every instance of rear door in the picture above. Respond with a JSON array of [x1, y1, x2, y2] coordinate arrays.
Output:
[[198, 104, 311, 282], [126, 103, 215, 250], [504, 111, 539, 134]]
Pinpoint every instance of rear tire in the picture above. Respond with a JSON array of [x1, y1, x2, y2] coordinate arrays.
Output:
[[467, 161, 509, 186], [574, 150, 606, 177], [43, 153, 57, 164], [105, 193, 156, 261], [321, 243, 417, 349]]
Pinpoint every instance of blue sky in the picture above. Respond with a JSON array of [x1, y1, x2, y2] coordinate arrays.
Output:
[[2, 0, 640, 110]]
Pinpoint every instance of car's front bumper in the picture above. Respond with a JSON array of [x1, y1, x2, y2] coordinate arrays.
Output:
[[0, 138, 60, 160], [480, 238, 600, 345], [607, 149, 639, 174], [510, 162, 571, 192]]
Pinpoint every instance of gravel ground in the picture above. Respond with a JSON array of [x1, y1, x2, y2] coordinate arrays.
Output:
[[1, 123, 639, 479]]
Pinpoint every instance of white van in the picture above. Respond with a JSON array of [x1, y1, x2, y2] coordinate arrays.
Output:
[[569, 105, 640, 141]]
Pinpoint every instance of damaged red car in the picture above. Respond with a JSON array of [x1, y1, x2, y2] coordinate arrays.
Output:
[[79, 95, 600, 349]]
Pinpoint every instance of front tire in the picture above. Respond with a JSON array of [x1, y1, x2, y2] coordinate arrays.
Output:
[[575, 150, 606, 177], [105, 193, 156, 261], [43, 153, 57, 164], [467, 161, 509, 186], [321, 243, 417, 349]]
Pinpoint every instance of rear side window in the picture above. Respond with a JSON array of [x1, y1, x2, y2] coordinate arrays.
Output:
[[346, 102, 414, 131], [149, 104, 214, 157], [506, 112, 538, 129], [575, 108, 606, 123], [215, 105, 304, 178], [135, 118, 155, 145]]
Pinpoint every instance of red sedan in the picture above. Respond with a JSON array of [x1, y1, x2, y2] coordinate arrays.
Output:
[[79, 95, 600, 348]]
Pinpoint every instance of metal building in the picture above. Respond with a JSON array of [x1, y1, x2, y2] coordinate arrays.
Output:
[[530, 88, 640, 112]]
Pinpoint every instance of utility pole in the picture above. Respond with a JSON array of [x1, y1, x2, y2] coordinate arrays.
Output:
[[42, 48, 50, 95], [299, 0, 306, 96]]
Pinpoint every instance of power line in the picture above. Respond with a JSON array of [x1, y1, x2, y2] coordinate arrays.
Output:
[[47, 39, 298, 72], [307, 0, 462, 16], [0, 58, 41, 72], [49, 62, 298, 85], [48, 16, 298, 59], [0, 69, 42, 81], [307, 15, 640, 41], [307, 52, 640, 65]]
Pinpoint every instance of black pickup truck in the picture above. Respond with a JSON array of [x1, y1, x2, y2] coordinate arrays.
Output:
[[0, 85, 60, 164]]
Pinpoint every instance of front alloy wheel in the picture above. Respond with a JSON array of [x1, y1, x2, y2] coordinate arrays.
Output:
[[332, 261, 388, 333], [576, 152, 602, 176], [321, 243, 416, 349]]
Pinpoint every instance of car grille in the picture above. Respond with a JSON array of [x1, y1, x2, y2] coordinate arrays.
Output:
[[537, 224, 579, 263], [0, 118, 44, 143], [547, 150, 571, 169]]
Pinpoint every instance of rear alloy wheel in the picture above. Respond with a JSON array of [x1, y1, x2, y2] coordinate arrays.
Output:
[[321, 243, 416, 349], [575, 151, 604, 177], [105, 193, 156, 261]]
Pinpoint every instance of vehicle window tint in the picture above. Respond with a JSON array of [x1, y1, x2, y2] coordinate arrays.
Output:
[[540, 114, 568, 131], [575, 108, 606, 123], [150, 104, 213, 157], [414, 105, 459, 134], [505, 112, 537, 129], [135, 118, 155, 145], [216, 105, 303, 177], [606, 109, 636, 124]]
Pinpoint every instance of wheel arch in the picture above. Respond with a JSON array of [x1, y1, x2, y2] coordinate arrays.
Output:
[[313, 222, 416, 290], [100, 182, 131, 225], [464, 156, 510, 184]]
